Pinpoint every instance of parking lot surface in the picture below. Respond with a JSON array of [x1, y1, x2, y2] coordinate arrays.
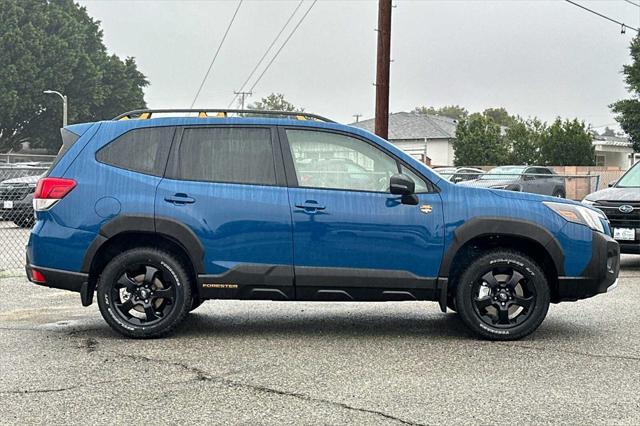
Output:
[[0, 256, 639, 425]]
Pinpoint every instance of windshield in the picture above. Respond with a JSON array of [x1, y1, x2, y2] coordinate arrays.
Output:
[[616, 161, 640, 187], [479, 166, 526, 180]]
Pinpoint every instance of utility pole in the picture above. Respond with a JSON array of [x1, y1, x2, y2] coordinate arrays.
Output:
[[353, 114, 362, 123], [234, 90, 252, 110], [374, 0, 392, 139]]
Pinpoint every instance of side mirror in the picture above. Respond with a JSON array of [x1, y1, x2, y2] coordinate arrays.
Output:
[[453, 176, 463, 184], [523, 174, 534, 181], [608, 180, 616, 188], [390, 173, 415, 195]]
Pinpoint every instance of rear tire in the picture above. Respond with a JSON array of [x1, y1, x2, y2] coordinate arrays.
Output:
[[454, 249, 550, 341], [97, 247, 192, 338]]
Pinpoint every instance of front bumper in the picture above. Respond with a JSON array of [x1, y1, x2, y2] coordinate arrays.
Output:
[[556, 231, 620, 302], [618, 242, 640, 254]]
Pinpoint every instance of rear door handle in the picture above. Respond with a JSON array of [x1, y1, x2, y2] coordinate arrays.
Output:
[[164, 193, 195, 204], [295, 201, 326, 211]]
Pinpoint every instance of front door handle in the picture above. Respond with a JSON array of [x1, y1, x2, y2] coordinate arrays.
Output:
[[165, 193, 195, 204], [295, 200, 326, 211]]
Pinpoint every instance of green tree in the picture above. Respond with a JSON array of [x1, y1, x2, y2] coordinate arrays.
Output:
[[538, 118, 594, 166], [483, 107, 516, 127], [453, 113, 508, 166], [248, 93, 302, 112], [413, 105, 468, 121], [0, 0, 148, 153], [611, 36, 640, 152], [504, 117, 545, 165]]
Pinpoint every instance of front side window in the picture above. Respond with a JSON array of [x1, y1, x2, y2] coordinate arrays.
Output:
[[96, 126, 174, 176], [176, 127, 276, 185], [400, 165, 431, 193], [286, 129, 399, 192]]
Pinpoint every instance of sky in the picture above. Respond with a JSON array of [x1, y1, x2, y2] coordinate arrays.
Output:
[[77, 0, 640, 129]]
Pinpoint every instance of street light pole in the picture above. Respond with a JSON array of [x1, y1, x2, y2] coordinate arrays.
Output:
[[43, 90, 68, 127]]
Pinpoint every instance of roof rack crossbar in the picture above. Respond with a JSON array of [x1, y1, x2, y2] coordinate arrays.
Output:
[[113, 109, 334, 123]]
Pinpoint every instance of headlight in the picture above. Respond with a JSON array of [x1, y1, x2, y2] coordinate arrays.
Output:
[[581, 198, 595, 206], [544, 201, 606, 233]]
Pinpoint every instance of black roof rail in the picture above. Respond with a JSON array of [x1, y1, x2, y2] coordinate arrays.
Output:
[[112, 109, 335, 123]]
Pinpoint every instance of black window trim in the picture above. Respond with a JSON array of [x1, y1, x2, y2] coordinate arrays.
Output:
[[165, 125, 287, 188], [277, 126, 439, 195], [95, 125, 177, 178]]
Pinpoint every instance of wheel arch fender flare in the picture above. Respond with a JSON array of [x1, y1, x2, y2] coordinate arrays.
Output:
[[81, 215, 205, 275], [438, 217, 565, 277]]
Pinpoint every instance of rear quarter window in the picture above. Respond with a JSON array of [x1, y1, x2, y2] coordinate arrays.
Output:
[[96, 126, 175, 177]]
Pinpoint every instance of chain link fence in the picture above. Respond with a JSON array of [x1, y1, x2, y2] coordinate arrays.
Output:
[[0, 163, 630, 275], [0, 164, 50, 276]]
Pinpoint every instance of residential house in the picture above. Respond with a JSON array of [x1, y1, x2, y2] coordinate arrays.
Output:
[[592, 135, 636, 169], [350, 112, 457, 166]]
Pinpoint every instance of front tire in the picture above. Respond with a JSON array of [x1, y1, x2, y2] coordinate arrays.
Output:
[[97, 248, 192, 338], [455, 250, 550, 340]]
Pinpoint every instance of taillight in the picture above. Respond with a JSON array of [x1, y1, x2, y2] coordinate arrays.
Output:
[[33, 177, 76, 211]]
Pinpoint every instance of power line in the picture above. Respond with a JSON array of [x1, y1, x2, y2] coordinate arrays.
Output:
[[247, 0, 318, 94], [190, 0, 243, 108], [564, 0, 638, 32], [228, 0, 305, 108], [623, 0, 640, 8]]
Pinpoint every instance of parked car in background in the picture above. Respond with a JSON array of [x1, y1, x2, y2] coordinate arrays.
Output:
[[433, 167, 484, 183], [583, 160, 640, 254], [0, 173, 40, 228], [459, 165, 566, 198]]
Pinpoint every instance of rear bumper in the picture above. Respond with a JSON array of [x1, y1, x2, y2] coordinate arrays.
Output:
[[556, 231, 620, 302], [26, 263, 88, 293]]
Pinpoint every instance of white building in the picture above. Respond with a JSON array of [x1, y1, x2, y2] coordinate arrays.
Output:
[[592, 136, 636, 169], [350, 112, 456, 166]]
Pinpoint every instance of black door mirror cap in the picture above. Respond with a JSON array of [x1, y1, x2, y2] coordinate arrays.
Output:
[[390, 173, 415, 195], [608, 180, 617, 188]]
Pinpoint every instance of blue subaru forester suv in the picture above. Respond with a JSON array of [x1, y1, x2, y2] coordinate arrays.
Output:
[[26, 109, 620, 340]]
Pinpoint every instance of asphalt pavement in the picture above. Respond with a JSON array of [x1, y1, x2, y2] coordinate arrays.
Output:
[[1, 256, 639, 425]]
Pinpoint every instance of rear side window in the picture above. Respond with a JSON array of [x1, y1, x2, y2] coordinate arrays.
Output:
[[173, 127, 276, 185], [96, 127, 174, 176]]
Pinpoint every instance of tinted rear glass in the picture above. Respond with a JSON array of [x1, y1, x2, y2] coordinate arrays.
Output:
[[174, 127, 276, 185], [96, 127, 175, 177]]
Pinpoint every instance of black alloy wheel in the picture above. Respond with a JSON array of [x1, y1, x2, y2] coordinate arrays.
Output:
[[111, 264, 177, 326], [471, 268, 535, 328]]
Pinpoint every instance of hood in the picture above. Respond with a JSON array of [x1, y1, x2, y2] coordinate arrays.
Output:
[[0, 174, 42, 185], [584, 186, 640, 202], [457, 183, 581, 206]]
